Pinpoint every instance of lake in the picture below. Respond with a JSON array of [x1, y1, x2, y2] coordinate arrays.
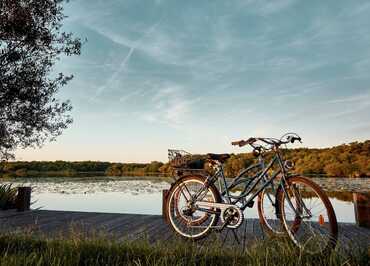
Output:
[[1, 177, 369, 224]]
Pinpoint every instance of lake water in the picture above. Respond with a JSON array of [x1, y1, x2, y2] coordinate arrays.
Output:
[[1, 177, 369, 224]]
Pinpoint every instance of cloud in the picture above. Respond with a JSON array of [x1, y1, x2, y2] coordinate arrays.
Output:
[[119, 88, 149, 103], [239, 0, 297, 16], [327, 92, 370, 104], [154, 0, 164, 5], [258, 0, 297, 16], [90, 20, 163, 100], [349, 2, 370, 16], [140, 85, 198, 126], [323, 91, 370, 119]]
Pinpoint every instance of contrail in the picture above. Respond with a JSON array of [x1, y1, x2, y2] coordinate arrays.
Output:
[[92, 19, 162, 100]]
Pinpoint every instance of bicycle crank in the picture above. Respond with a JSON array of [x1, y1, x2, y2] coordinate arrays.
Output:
[[195, 201, 244, 229]]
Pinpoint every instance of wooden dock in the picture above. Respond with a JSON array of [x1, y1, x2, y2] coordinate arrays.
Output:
[[0, 210, 369, 249]]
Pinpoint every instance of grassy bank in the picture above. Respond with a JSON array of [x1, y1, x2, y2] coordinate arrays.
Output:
[[0, 234, 367, 266]]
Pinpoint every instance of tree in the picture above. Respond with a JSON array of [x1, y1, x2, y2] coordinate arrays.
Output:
[[105, 164, 122, 176], [145, 161, 164, 173], [0, 0, 82, 160]]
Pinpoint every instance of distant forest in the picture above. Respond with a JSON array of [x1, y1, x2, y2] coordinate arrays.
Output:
[[0, 140, 369, 178]]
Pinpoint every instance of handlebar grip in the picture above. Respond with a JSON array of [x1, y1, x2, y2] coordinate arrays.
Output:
[[246, 137, 257, 144], [231, 140, 248, 147], [291, 137, 302, 143], [232, 138, 257, 147]]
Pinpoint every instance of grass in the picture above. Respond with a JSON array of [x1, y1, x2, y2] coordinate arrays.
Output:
[[0, 232, 368, 266]]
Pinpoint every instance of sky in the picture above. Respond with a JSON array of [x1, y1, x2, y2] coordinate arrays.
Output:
[[16, 0, 370, 163]]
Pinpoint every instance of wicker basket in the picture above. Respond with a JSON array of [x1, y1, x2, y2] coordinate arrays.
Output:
[[168, 149, 208, 180], [168, 149, 193, 168]]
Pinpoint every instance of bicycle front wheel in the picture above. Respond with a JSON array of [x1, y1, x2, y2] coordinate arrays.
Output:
[[277, 176, 338, 254]]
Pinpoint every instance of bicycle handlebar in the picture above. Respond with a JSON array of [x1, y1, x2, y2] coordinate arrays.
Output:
[[231, 137, 256, 147], [231, 135, 302, 148]]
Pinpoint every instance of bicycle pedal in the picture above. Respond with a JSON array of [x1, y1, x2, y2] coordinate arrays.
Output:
[[246, 200, 254, 208]]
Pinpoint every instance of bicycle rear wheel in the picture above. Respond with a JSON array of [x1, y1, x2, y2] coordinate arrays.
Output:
[[258, 185, 286, 236], [166, 175, 221, 240], [277, 176, 338, 254]]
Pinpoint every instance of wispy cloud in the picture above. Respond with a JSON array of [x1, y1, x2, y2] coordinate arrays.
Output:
[[239, 0, 297, 16], [140, 85, 198, 126], [257, 0, 297, 16], [327, 92, 370, 104], [91, 20, 162, 100], [323, 91, 370, 119], [118, 88, 149, 103]]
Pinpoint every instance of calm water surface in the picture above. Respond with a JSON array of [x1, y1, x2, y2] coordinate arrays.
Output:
[[2, 177, 369, 224]]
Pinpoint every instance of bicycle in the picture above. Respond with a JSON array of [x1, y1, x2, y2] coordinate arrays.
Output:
[[166, 134, 338, 254]]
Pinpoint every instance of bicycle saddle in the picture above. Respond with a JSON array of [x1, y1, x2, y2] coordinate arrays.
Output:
[[206, 153, 231, 163]]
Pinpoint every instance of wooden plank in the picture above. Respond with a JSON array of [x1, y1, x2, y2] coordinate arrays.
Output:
[[0, 210, 60, 230], [338, 224, 370, 247], [105, 214, 141, 236], [346, 224, 370, 239], [3, 210, 82, 227], [245, 218, 254, 236], [0, 210, 367, 249], [113, 215, 156, 240], [0, 209, 24, 218], [129, 217, 164, 241], [121, 216, 160, 240], [107, 214, 155, 236], [36, 211, 104, 233], [96, 214, 140, 232], [251, 219, 264, 240], [147, 221, 173, 243], [149, 221, 174, 242], [70, 213, 124, 234]]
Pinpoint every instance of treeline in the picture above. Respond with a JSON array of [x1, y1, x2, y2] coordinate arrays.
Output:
[[0, 140, 369, 178], [0, 160, 164, 178], [105, 161, 164, 176], [0, 161, 111, 177], [221, 140, 370, 178], [283, 141, 370, 177]]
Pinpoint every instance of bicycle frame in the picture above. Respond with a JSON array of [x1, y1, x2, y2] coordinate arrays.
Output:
[[193, 147, 300, 216]]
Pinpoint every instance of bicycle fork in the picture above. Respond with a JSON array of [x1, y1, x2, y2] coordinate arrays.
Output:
[[281, 180, 312, 219]]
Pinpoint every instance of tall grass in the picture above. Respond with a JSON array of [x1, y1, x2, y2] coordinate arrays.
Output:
[[0, 233, 367, 266], [0, 184, 17, 210]]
